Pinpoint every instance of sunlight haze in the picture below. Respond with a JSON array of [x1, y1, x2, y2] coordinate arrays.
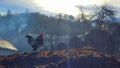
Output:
[[34, 0, 103, 16], [1, 0, 120, 17]]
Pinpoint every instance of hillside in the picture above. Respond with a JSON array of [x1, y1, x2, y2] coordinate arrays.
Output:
[[0, 47, 119, 68]]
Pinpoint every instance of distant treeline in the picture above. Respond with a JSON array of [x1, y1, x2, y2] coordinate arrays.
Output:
[[0, 5, 120, 56]]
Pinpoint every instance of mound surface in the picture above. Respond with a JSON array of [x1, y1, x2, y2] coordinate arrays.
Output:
[[0, 47, 119, 68]]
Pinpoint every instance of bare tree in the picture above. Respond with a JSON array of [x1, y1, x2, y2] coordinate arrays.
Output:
[[96, 5, 116, 25], [6, 9, 13, 17], [76, 7, 88, 23]]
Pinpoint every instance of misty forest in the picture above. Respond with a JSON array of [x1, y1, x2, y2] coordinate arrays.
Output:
[[0, 4, 120, 68]]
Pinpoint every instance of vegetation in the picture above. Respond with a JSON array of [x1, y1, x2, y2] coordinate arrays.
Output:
[[0, 5, 120, 57], [0, 46, 120, 68]]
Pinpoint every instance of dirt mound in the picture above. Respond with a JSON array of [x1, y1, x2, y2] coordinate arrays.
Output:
[[0, 47, 119, 68]]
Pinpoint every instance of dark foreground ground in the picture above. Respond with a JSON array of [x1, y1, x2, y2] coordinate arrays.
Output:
[[0, 47, 120, 68]]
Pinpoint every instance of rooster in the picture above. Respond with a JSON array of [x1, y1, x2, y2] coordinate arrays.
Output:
[[26, 33, 44, 51]]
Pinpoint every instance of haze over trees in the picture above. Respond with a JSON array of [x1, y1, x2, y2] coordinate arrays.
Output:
[[0, 4, 120, 57]]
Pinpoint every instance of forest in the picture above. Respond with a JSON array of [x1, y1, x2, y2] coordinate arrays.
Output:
[[0, 5, 120, 58]]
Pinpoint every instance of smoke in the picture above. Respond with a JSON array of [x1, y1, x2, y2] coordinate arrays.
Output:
[[0, 24, 6, 32], [19, 23, 28, 33], [0, 14, 30, 55], [18, 17, 28, 33]]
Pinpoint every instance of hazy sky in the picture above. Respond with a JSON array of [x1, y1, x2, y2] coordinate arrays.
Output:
[[0, 0, 120, 17]]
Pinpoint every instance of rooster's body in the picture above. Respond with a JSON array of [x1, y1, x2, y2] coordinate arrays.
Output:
[[26, 34, 44, 51]]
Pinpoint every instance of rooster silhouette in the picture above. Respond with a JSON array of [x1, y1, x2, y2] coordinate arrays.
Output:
[[26, 33, 44, 51]]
